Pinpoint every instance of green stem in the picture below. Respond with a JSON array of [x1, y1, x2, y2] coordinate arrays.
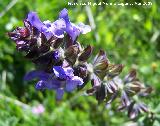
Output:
[[0, 93, 31, 110]]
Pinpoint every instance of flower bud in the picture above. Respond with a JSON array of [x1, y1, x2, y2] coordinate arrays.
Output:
[[124, 69, 137, 83], [96, 84, 106, 103], [65, 44, 80, 65], [93, 50, 109, 79], [108, 64, 124, 78], [78, 45, 93, 62]]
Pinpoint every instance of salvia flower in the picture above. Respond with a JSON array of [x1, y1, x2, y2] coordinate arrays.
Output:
[[8, 8, 153, 119], [53, 66, 83, 92], [27, 12, 66, 39], [59, 8, 91, 42]]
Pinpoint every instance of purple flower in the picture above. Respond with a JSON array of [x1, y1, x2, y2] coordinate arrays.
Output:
[[26, 9, 91, 41], [8, 7, 153, 120], [27, 12, 44, 32], [24, 70, 65, 99], [27, 12, 66, 39], [42, 19, 66, 39], [53, 66, 84, 92], [34, 66, 83, 99], [53, 66, 74, 79], [52, 48, 64, 62], [24, 67, 83, 100], [59, 8, 91, 42]]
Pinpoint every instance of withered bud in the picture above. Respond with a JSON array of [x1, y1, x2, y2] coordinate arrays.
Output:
[[121, 91, 131, 107], [93, 50, 109, 79], [128, 102, 149, 119], [86, 88, 96, 95], [65, 45, 80, 65], [125, 81, 142, 95], [65, 34, 74, 48], [124, 69, 137, 83], [49, 37, 63, 49], [139, 87, 153, 97], [104, 80, 118, 94], [96, 84, 106, 103], [108, 64, 124, 78], [78, 45, 93, 62]]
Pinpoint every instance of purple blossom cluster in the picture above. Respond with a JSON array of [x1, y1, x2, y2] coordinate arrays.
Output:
[[8, 8, 153, 119]]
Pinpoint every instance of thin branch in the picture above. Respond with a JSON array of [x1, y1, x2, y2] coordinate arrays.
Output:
[[0, 93, 30, 109], [0, 0, 19, 19], [85, 5, 100, 43]]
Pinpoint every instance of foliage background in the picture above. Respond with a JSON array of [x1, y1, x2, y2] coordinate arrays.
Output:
[[0, 0, 160, 125]]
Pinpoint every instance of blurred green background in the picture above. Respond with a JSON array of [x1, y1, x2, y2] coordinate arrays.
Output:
[[0, 0, 160, 126]]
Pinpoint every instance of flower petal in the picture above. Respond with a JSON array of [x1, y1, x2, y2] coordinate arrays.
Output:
[[46, 19, 66, 38], [53, 66, 74, 79], [78, 45, 93, 62], [66, 76, 83, 92], [56, 88, 64, 100], [66, 23, 81, 42], [24, 70, 50, 81], [59, 9, 91, 41], [35, 78, 62, 90], [47, 79, 61, 89], [35, 80, 47, 90], [91, 74, 101, 87], [59, 8, 70, 23], [121, 91, 131, 107], [59, 9, 80, 41], [27, 12, 44, 32], [77, 23, 91, 34]]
